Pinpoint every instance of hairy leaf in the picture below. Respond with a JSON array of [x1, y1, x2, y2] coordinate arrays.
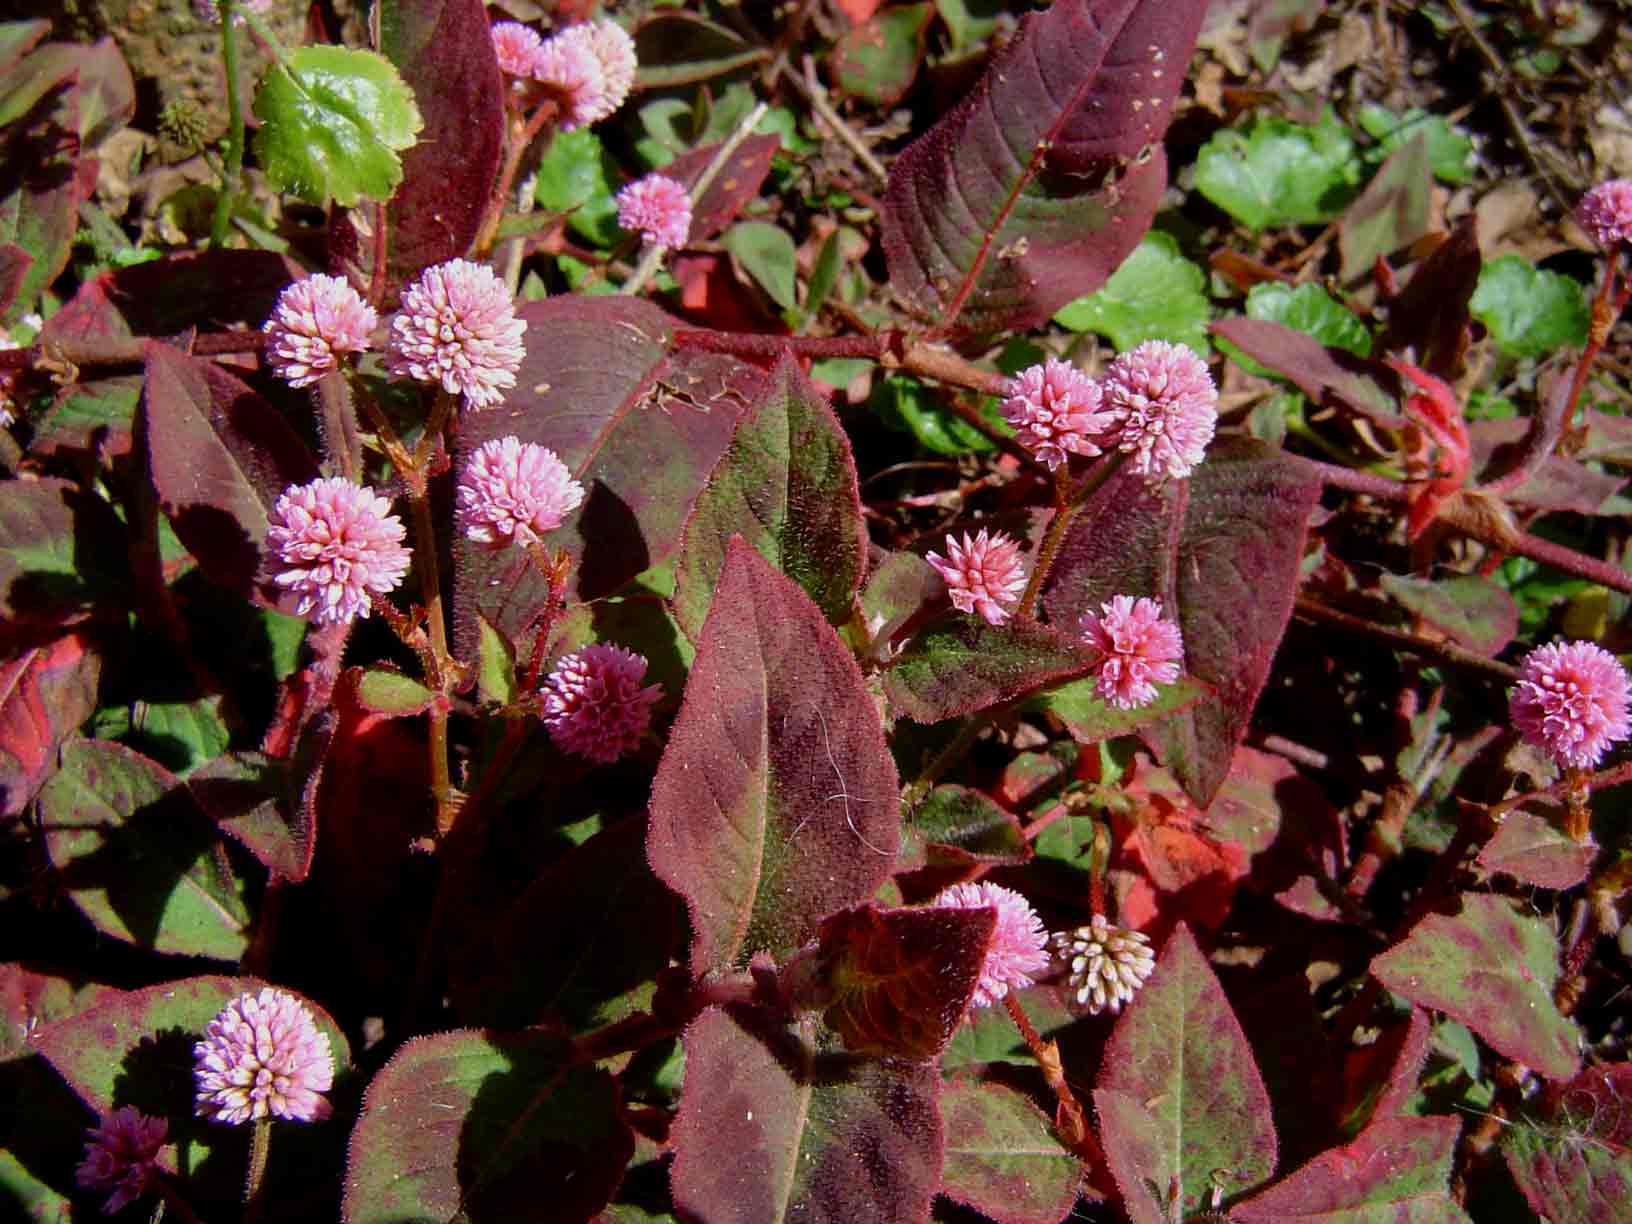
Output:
[[1380, 572, 1517, 657], [648, 539, 899, 976], [884, 614, 1098, 724], [342, 1028, 631, 1223], [1025, 673, 1208, 745], [939, 1080, 1081, 1224], [905, 784, 1031, 867], [1096, 923, 1278, 1215], [0, 629, 100, 820], [669, 1007, 941, 1223], [943, 983, 1079, 1071], [0, 57, 83, 324], [1503, 1125, 1632, 1224], [353, 665, 437, 717], [188, 744, 323, 883], [1213, 316, 1397, 424], [0, 477, 123, 625], [722, 221, 799, 312], [1371, 893, 1580, 1081], [673, 355, 866, 640], [880, 0, 1210, 336]]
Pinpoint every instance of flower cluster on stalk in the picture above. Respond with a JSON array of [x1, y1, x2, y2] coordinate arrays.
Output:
[[384, 258, 526, 410], [925, 528, 1028, 627], [457, 436, 585, 550], [489, 17, 636, 131], [76, 1107, 168, 1214], [541, 644, 663, 764], [931, 881, 1051, 1011], [263, 274, 377, 388], [266, 477, 411, 627], [1051, 915, 1156, 1015], [193, 988, 334, 1125], [1510, 639, 1631, 770], [617, 173, 694, 249], [1079, 595, 1185, 711]]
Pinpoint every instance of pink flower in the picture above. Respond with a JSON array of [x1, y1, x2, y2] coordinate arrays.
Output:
[[194, 988, 334, 1125], [490, 21, 545, 78], [535, 29, 612, 130], [617, 174, 692, 249], [565, 19, 637, 114], [457, 436, 585, 549], [266, 477, 411, 626], [541, 644, 662, 764], [76, 1107, 167, 1214], [1001, 358, 1117, 470], [1510, 639, 1631, 769], [931, 881, 1050, 1010], [385, 258, 526, 410], [926, 529, 1027, 626], [262, 274, 378, 388], [1102, 340, 1217, 480], [1576, 180, 1632, 250], [1079, 595, 1184, 710]]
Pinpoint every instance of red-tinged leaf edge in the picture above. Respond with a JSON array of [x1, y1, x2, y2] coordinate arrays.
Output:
[[939, 1079, 1083, 1224], [1213, 315, 1401, 426], [884, 613, 1099, 724], [0, 627, 101, 820], [1233, 1115, 1466, 1220], [1476, 808, 1596, 891], [662, 133, 781, 243]]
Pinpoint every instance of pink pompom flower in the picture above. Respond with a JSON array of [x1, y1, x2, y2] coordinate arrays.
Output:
[[537, 20, 635, 130], [266, 477, 411, 626], [1001, 358, 1118, 470], [76, 1107, 168, 1214], [262, 274, 378, 389], [931, 881, 1050, 1010], [1102, 340, 1217, 481], [1576, 180, 1632, 251], [562, 19, 637, 115], [541, 644, 663, 764], [457, 436, 585, 549], [491, 21, 545, 78], [1080, 595, 1184, 710], [193, 988, 334, 1125], [1510, 639, 1631, 770], [926, 528, 1028, 626], [616, 174, 693, 249], [385, 258, 526, 410]]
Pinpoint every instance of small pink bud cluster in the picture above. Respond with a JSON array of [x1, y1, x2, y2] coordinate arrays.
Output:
[[490, 21, 545, 77], [617, 174, 693, 249], [1576, 180, 1632, 251], [497, 18, 636, 131], [541, 644, 663, 764], [1510, 639, 1631, 770], [384, 258, 526, 410], [457, 436, 585, 549], [266, 477, 411, 626], [931, 881, 1050, 1011], [76, 1107, 168, 1214], [1079, 595, 1184, 710], [193, 988, 334, 1125], [926, 528, 1028, 626], [263, 274, 378, 388], [1002, 341, 1218, 481]]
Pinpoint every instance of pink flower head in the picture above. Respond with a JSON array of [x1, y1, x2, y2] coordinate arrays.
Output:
[[1102, 340, 1217, 481], [926, 528, 1027, 626], [193, 988, 334, 1125], [1510, 639, 1631, 770], [561, 19, 637, 115], [617, 174, 692, 249], [1001, 358, 1117, 470], [931, 881, 1050, 1010], [1576, 180, 1632, 250], [490, 21, 545, 78], [385, 258, 526, 410], [262, 274, 378, 388], [266, 477, 411, 626], [457, 436, 585, 549], [541, 645, 662, 763], [1080, 595, 1184, 710], [535, 29, 612, 130], [77, 1107, 167, 1214]]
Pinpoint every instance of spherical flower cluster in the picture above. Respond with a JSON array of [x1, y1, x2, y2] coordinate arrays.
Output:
[[1102, 340, 1217, 481], [573, 20, 638, 111], [537, 19, 636, 130], [1051, 915, 1156, 1015], [266, 477, 411, 626], [541, 644, 663, 764], [1576, 180, 1632, 251], [193, 988, 334, 1125], [617, 174, 693, 249], [1079, 595, 1184, 710], [76, 1107, 167, 1214], [457, 436, 585, 549], [926, 529, 1028, 626], [1510, 639, 1631, 770], [490, 21, 545, 78], [931, 881, 1050, 1011], [1001, 358, 1117, 470], [385, 259, 526, 409], [262, 274, 378, 389]]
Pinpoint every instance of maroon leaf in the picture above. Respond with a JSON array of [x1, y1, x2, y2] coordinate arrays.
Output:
[[1380, 572, 1517, 657], [1044, 437, 1322, 807], [1212, 316, 1399, 425], [0, 475, 124, 625], [664, 134, 781, 243], [1096, 923, 1278, 1215], [106, 250, 304, 336], [1504, 1126, 1632, 1224], [1377, 214, 1480, 379], [188, 743, 324, 883], [880, 0, 1210, 336], [0, 241, 31, 317], [1556, 1064, 1632, 1147], [648, 538, 899, 976], [1233, 1115, 1468, 1221], [672, 354, 867, 640], [451, 296, 758, 656], [0, 68, 83, 325], [939, 1080, 1081, 1224], [814, 903, 991, 1060], [1337, 133, 1432, 282], [0, 628, 100, 820], [1476, 809, 1596, 891], [669, 1006, 942, 1224], [884, 614, 1098, 724], [1371, 893, 1580, 1081], [0, 964, 108, 1062], [342, 1028, 632, 1224], [141, 341, 319, 599]]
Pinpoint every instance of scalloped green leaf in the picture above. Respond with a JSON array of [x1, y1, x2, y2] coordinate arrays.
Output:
[[252, 45, 423, 208], [1470, 255, 1589, 359], [1195, 109, 1363, 230], [1358, 104, 1475, 185], [534, 126, 620, 248], [940, 1080, 1081, 1224], [830, 4, 933, 107], [1053, 231, 1212, 354]]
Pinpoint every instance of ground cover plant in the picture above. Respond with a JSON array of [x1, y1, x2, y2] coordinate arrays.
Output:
[[3, 0, 1632, 1219]]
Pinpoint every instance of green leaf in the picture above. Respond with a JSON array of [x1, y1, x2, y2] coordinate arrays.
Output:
[[1026, 673, 1209, 744], [943, 984, 1078, 1070], [869, 372, 999, 456], [934, 0, 1005, 49], [1222, 282, 1372, 380], [1470, 254, 1589, 358], [1194, 110, 1363, 230], [533, 127, 621, 247], [884, 615, 1098, 724], [831, 5, 934, 107], [908, 785, 1030, 866], [477, 615, 517, 706], [123, 696, 231, 776], [721, 220, 799, 312], [251, 45, 423, 208], [354, 666, 436, 717], [1503, 1118, 1632, 1222], [1371, 894, 1580, 1081], [1053, 231, 1212, 354], [1357, 104, 1476, 184], [939, 1081, 1080, 1224], [1338, 132, 1432, 281]]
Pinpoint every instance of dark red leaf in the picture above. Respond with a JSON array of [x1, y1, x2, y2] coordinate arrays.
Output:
[[188, 738, 325, 884], [664, 134, 781, 243], [939, 1080, 1081, 1224], [106, 249, 304, 336], [0, 241, 31, 317], [1212, 317, 1400, 426], [884, 614, 1098, 724], [1476, 809, 1596, 891], [1377, 214, 1480, 379], [648, 538, 899, 976], [1233, 1115, 1464, 1220], [0, 628, 100, 820], [0, 69, 84, 324]]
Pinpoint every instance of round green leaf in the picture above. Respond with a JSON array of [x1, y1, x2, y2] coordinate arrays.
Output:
[[1195, 110, 1362, 230], [1469, 254, 1589, 359], [1053, 231, 1212, 353], [533, 127, 620, 247]]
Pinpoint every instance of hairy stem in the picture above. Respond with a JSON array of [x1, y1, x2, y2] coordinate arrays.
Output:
[[1016, 452, 1126, 618], [242, 1118, 271, 1224]]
